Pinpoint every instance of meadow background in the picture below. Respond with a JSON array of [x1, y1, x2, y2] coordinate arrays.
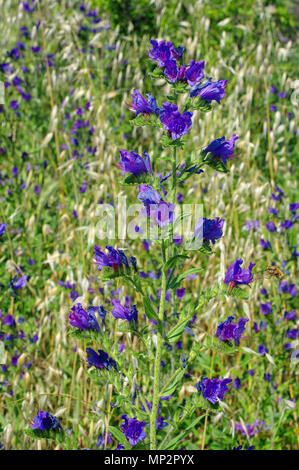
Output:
[[0, 0, 298, 450]]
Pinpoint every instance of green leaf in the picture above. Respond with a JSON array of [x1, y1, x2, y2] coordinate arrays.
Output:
[[160, 134, 185, 149], [226, 285, 249, 300], [120, 172, 149, 186], [148, 68, 164, 79], [167, 267, 203, 290], [130, 114, 163, 128], [142, 296, 163, 333], [160, 369, 185, 396], [164, 254, 189, 272], [108, 426, 131, 449], [203, 335, 239, 355], [166, 316, 191, 343], [206, 157, 229, 173]]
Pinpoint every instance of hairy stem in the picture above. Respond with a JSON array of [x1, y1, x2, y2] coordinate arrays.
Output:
[[150, 240, 167, 449]]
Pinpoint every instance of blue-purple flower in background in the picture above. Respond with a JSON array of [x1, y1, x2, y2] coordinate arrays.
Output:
[[196, 377, 232, 404], [111, 299, 138, 323], [86, 348, 118, 372], [31, 410, 62, 432], [0, 224, 7, 237], [68, 303, 100, 331], [215, 316, 248, 345], [194, 217, 224, 244], [120, 415, 147, 446]]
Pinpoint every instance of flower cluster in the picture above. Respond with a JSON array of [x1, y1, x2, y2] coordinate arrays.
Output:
[[216, 316, 248, 345], [196, 377, 232, 404]]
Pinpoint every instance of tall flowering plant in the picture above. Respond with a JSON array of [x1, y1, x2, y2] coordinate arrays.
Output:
[[62, 40, 253, 451]]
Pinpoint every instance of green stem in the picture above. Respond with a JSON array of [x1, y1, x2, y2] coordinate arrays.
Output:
[[150, 239, 167, 449]]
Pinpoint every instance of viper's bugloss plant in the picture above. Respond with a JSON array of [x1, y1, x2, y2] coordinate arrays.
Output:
[[65, 38, 262, 451]]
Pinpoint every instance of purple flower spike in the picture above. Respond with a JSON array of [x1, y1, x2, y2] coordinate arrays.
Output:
[[204, 135, 239, 166], [216, 316, 248, 346], [69, 303, 100, 331], [118, 150, 152, 175], [224, 258, 255, 288], [196, 377, 232, 404], [86, 348, 118, 372], [111, 299, 138, 323], [184, 59, 205, 86], [190, 78, 228, 103], [120, 415, 146, 447]]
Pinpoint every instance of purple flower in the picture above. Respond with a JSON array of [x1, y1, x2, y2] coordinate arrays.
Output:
[[111, 299, 138, 323], [287, 328, 298, 339], [215, 316, 248, 345], [117, 150, 151, 175], [284, 310, 297, 322], [120, 415, 146, 446], [97, 432, 112, 448], [69, 303, 100, 331], [268, 207, 279, 215], [176, 288, 185, 299], [196, 377, 232, 404], [271, 185, 283, 201], [224, 259, 255, 288], [184, 60, 205, 86], [258, 344, 268, 356], [31, 410, 62, 432], [203, 135, 239, 166], [159, 102, 192, 140], [128, 90, 160, 116], [194, 217, 224, 244], [94, 245, 129, 273], [279, 281, 296, 297], [190, 78, 228, 103], [79, 181, 88, 193], [265, 221, 276, 232], [10, 275, 28, 290], [86, 348, 118, 372], [280, 220, 294, 230], [236, 419, 269, 437], [137, 185, 175, 228], [10, 100, 20, 110], [148, 40, 172, 67], [260, 238, 271, 249], [0, 223, 7, 237], [290, 202, 299, 213], [164, 59, 179, 82], [243, 220, 260, 231], [260, 302, 272, 315]]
